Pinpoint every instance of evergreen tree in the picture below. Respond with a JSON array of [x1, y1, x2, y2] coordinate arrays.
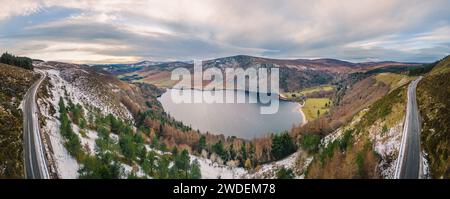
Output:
[[72, 103, 83, 125], [58, 97, 66, 114], [175, 149, 190, 178], [119, 133, 137, 161], [212, 140, 225, 159], [151, 136, 158, 148], [58, 97, 82, 160], [228, 144, 236, 161], [78, 153, 123, 179], [137, 144, 147, 164], [158, 155, 170, 179], [169, 164, 181, 179], [240, 143, 247, 161], [190, 159, 201, 179], [0, 52, 33, 70], [145, 151, 156, 175], [172, 146, 178, 156], [198, 135, 206, 153], [271, 132, 297, 160]]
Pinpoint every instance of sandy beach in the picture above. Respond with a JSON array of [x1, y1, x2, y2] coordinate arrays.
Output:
[[299, 108, 307, 126], [298, 103, 308, 126]]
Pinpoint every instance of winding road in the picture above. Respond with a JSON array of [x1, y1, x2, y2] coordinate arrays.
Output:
[[395, 76, 423, 179], [23, 70, 50, 179]]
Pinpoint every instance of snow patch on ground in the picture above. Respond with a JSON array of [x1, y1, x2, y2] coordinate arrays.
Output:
[[72, 125, 98, 155], [191, 150, 313, 179], [421, 151, 431, 179], [249, 152, 297, 179], [37, 74, 79, 179], [140, 146, 213, 179], [242, 151, 312, 179], [144, 146, 310, 179], [190, 155, 246, 179], [316, 106, 404, 179], [45, 118, 79, 179], [121, 163, 149, 179], [321, 128, 343, 148], [371, 122, 403, 179], [144, 145, 171, 156], [46, 69, 131, 120]]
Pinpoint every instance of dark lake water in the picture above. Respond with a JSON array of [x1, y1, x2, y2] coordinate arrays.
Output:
[[158, 89, 303, 139]]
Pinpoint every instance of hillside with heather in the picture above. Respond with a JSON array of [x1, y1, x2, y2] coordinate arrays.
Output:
[[0, 63, 39, 178], [417, 56, 450, 178]]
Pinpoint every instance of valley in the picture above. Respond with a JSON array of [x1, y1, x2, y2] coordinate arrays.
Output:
[[87, 55, 442, 179], [1, 2, 450, 197], [1, 52, 448, 179]]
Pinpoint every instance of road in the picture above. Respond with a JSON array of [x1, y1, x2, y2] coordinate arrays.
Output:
[[395, 76, 423, 179], [23, 70, 50, 179]]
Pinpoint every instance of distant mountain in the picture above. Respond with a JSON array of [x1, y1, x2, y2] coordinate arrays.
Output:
[[201, 55, 356, 73], [91, 60, 193, 75], [131, 60, 166, 67], [96, 55, 423, 91]]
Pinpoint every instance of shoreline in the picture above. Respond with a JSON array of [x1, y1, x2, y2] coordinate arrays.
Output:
[[164, 87, 292, 100], [298, 103, 308, 126]]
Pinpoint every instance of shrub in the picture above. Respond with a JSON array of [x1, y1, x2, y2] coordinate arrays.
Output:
[[190, 159, 202, 179], [276, 167, 294, 179], [300, 134, 321, 153], [339, 129, 353, 151]]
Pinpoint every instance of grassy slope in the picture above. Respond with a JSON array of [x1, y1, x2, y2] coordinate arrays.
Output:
[[0, 63, 38, 178], [374, 73, 414, 91], [283, 85, 334, 98], [302, 98, 332, 121], [417, 55, 450, 178]]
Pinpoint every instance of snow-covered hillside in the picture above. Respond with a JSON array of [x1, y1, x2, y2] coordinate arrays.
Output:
[[36, 62, 135, 178]]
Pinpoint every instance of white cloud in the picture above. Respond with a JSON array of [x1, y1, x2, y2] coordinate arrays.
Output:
[[0, 0, 42, 20], [0, 0, 449, 63]]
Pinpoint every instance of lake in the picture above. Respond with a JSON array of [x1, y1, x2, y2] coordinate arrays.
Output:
[[158, 89, 303, 140]]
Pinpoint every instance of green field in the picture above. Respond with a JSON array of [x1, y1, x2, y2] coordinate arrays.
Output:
[[135, 76, 178, 88], [302, 98, 332, 121], [283, 85, 334, 99]]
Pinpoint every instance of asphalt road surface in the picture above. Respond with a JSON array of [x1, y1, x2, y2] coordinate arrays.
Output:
[[23, 70, 49, 179], [395, 77, 423, 179]]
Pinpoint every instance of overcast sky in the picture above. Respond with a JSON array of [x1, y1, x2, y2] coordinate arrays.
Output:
[[0, 0, 449, 63]]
